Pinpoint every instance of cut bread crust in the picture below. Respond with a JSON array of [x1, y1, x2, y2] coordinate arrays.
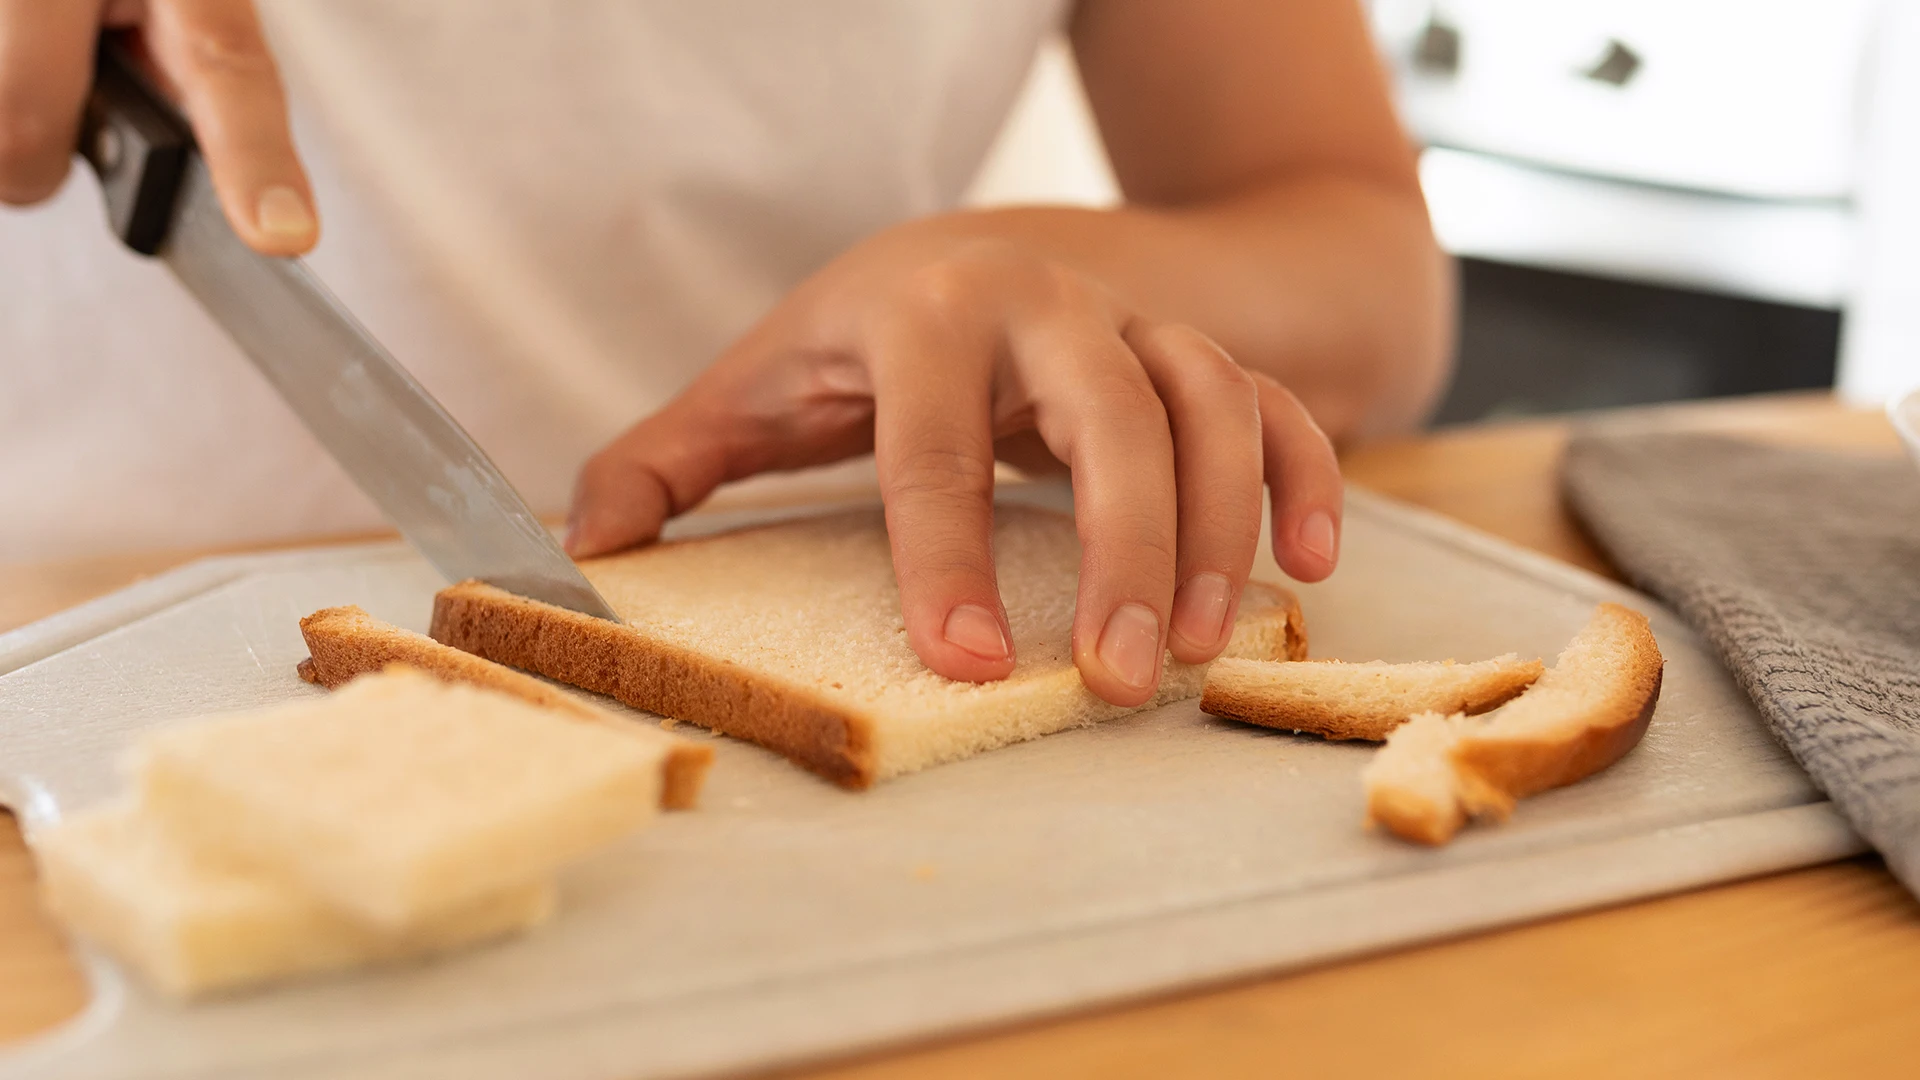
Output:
[[1199, 654, 1544, 741], [426, 510, 1306, 789], [297, 605, 711, 810], [1363, 603, 1664, 845], [430, 582, 876, 786]]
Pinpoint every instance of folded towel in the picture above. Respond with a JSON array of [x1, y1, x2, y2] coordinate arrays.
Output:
[[1562, 430, 1920, 897]]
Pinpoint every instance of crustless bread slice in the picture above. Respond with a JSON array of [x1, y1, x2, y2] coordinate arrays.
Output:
[[296, 605, 711, 810], [1200, 654, 1543, 741], [1363, 603, 1664, 845], [34, 802, 553, 999], [430, 506, 1307, 788], [134, 668, 664, 930]]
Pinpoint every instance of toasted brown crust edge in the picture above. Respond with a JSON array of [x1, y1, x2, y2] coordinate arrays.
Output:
[[428, 582, 877, 789], [1452, 604, 1664, 810], [1201, 683, 1400, 741], [297, 605, 714, 808], [1369, 603, 1666, 845], [1455, 670, 1663, 812], [1199, 659, 1542, 742]]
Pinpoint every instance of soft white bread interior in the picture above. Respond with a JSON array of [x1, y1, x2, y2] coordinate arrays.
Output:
[[34, 802, 553, 999], [1363, 603, 1664, 845], [133, 667, 664, 930], [1200, 654, 1543, 741], [296, 604, 711, 810], [430, 506, 1307, 788]]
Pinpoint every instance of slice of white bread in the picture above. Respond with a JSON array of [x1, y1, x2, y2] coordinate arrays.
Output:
[[1363, 603, 1664, 845], [1200, 654, 1543, 741], [34, 802, 553, 999], [133, 667, 664, 930], [430, 505, 1307, 788], [296, 605, 712, 810]]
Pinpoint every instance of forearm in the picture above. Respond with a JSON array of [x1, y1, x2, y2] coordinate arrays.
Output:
[[917, 178, 1454, 443]]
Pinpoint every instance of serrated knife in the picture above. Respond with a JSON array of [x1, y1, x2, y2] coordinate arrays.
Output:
[[77, 41, 619, 621]]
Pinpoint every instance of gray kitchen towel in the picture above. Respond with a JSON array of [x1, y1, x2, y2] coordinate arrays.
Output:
[[1561, 430, 1920, 896]]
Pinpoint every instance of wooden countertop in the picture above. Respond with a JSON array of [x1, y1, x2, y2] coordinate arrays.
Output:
[[4, 391, 1917, 1076]]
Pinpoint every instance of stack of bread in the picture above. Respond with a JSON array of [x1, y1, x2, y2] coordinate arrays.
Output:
[[35, 666, 699, 998]]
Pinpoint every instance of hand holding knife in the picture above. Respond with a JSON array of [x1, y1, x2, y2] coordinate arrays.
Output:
[[78, 38, 620, 622]]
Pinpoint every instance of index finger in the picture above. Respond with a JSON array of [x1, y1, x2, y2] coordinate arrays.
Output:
[[143, 0, 315, 254], [869, 311, 1016, 685]]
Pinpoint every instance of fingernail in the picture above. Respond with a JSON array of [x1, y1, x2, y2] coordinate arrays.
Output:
[[1097, 603, 1162, 690], [1171, 572, 1232, 650], [256, 185, 315, 241], [1299, 510, 1338, 566], [944, 604, 1010, 661]]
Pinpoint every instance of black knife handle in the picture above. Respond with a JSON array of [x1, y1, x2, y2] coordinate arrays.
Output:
[[78, 39, 193, 256]]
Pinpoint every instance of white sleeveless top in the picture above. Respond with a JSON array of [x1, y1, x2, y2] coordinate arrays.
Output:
[[0, 1, 1067, 561]]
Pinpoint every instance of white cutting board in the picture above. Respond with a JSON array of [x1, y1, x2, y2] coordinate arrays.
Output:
[[0, 486, 1863, 1080]]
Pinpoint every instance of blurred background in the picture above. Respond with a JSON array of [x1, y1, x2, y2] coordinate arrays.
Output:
[[964, 0, 1920, 425]]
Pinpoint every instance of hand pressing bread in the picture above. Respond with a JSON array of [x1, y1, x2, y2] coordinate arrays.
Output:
[[432, 506, 1307, 789]]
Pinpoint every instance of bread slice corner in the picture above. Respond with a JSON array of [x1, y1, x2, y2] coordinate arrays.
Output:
[[297, 604, 712, 810], [1362, 603, 1663, 845]]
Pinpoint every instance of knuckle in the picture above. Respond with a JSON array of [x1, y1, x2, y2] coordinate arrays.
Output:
[[1145, 322, 1256, 396], [1186, 496, 1262, 545], [887, 440, 993, 506], [1188, 352, 1257, 407], [180, 17, 278, 81], [899, 254, 997, 324], [1105, 508, 1179, 568], [895, 534, 993, 588], [1022, 258, 1096, 309], [1085, 371, 1167, 424], [896, 243, 1101, 326]]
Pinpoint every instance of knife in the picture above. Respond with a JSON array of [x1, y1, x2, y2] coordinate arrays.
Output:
[[77, 40, 620, 622]]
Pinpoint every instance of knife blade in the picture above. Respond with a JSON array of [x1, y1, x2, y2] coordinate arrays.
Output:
[[78, 41, 619, 622]]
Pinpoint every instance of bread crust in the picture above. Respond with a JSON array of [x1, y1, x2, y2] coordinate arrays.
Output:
[[1365, 603, 1665, 845], [430, 583, 875, 788], [1453, 608, 1664, 811], [1365, 782, 1463, 847], [298, 605, 712, 809], [430, 578, 1305, 790], [1199, 657, 1541, 741]]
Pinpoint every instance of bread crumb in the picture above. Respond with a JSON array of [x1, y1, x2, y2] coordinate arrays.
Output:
[[658, 716, 681, 731]]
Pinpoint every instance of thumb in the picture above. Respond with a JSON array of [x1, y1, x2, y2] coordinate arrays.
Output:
[[565, 401, 735, 559]]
